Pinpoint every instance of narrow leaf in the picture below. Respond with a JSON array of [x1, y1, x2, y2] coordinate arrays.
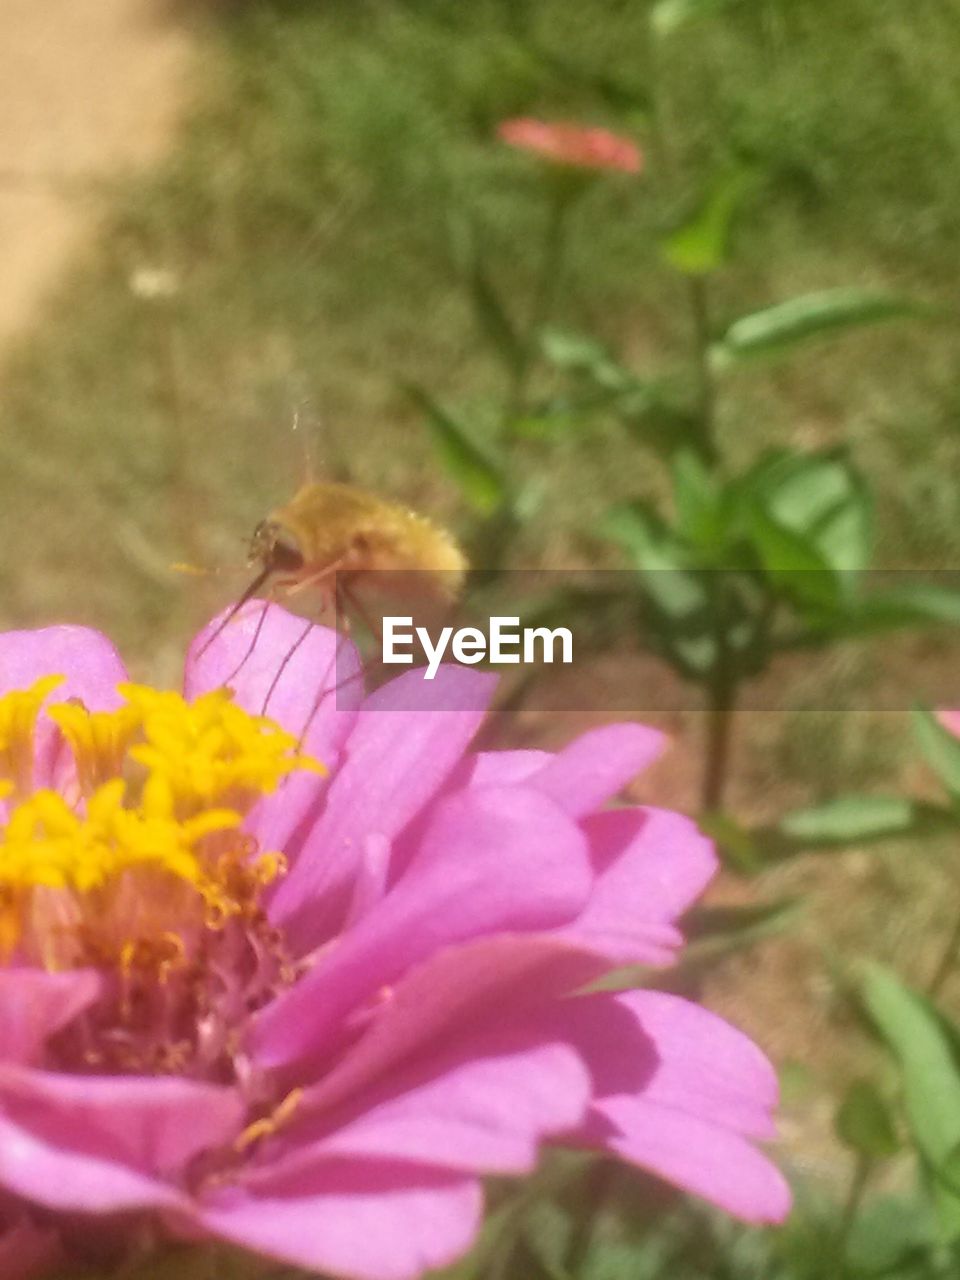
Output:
[[859, 965, 960, 1193], [779, 795, 924, 845], [406, 385, 507, 515], [661, 168, 754, 276], [913, 707, 960, 798], [712, 288, 921, 369], [681, 898, 801, 959], [748, 507, 841, 610], [847, 583, 960, 634]]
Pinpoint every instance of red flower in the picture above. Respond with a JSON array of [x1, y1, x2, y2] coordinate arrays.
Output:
[[498, 118, 642, 174]]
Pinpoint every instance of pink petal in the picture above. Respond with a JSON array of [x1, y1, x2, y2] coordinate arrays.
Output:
[[592, 1103, 791, 1223], [185, 602, 363, 760], [269, 665, 498, 952], [254, 785, 592, 1067], [620, 991, 779, 1135], [0, 1215, 63, 1280], [0, 970, 102, 1065], [298, 935, 609, 1112], [0, 1112, 184, 1214], [544, 991, 790, 1223], [0, 626, 128, 790], [559, 808, 717, 966], [0, 1068, 244, 1179], [251, 1031, 590, 1180], [0, 626, 127, 709], [527, 724, 666, 818], [197, 1162, 482, 1280], [462, 749, 551, 788]]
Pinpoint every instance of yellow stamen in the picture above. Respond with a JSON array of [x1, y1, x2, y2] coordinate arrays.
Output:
[[0, 679, 321, 969], [0, 675, 64, 798], [122, 684, 325, 817], [234, 1088, 304, 1153], [47, 699, 142, 797]]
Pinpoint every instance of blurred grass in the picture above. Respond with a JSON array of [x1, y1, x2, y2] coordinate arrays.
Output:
[[4, 0, 960, 669]]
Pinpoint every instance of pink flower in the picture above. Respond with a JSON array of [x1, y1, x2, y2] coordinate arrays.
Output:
[[0, 604, 788, 1278], [498, 117, 643, 174]]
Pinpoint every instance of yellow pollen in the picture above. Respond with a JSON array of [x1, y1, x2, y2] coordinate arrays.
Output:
[[0, 679, 322, 968]]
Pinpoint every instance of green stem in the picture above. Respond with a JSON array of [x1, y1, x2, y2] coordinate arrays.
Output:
[[507, 187, 573, 422], [927, 904, 960, 997], [835, 1152, 874, 1275], [688, 274, 718, 463], [701, 573, 738, 813], [564, 1159, 619, 1277], [702, 676, 737, 813]]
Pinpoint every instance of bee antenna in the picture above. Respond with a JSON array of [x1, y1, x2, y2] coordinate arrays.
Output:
[[194, 564, 273, 660]]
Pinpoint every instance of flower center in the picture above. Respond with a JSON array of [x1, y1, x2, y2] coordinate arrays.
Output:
[[0, 677, 323, 1078]]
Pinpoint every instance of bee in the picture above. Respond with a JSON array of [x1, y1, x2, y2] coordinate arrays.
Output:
[[198, 480, 467, 660]]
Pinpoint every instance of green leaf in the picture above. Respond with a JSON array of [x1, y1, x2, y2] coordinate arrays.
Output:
[[699, 811, 766, 872], [779, 795, 925, 845], [672, 449, 725, 547], [601, 503, 720, 677], [652, 0, 743, 36], [601, 503, 705, 617], [748, 506, 841, 610], [844, 1191, 938, 1275], [539, 328, 623, 382], [406, 385, 507, 515], [934, 1142, 960, 1200], [680, 897, 801, 963], [859, 963, 960, 1236], [912, 707, 960, 798], [846, 582, 960, 634], [711, 287, 921, 369], [660, 168, 754, 275], [835, 1078, 901, 1158], [745, 449, 872, 580]]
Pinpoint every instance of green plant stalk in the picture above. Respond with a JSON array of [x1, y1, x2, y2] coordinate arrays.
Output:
[[507, 185, 575, 424], [702, 675, 737, 813], [688, 274, 719, 463], [835, 1152, 874, 1276], [645, 9, 719, 464], [563, 1158, 620, 1276], [701, 570, 739, 812]]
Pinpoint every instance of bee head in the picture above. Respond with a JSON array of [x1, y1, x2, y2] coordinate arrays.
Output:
[[249, 520, 305, 574]]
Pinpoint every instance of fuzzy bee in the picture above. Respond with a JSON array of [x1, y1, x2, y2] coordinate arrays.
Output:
[[198, 481, 467, 658]]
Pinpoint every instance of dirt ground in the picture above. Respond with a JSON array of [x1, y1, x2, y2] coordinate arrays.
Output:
[[0, 0, 190, 348]]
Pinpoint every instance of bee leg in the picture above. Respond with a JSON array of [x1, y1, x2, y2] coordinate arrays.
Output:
[[281, 557, 348, 603], [223, 593, 275, 689], [293, 581, 376, 750], [219, 571, 309, 691], [260, 611, 321, 718], [337, 578, 384, 652]]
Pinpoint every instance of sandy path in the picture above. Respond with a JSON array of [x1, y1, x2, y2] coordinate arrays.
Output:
[[0, 0, 190, 346]]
